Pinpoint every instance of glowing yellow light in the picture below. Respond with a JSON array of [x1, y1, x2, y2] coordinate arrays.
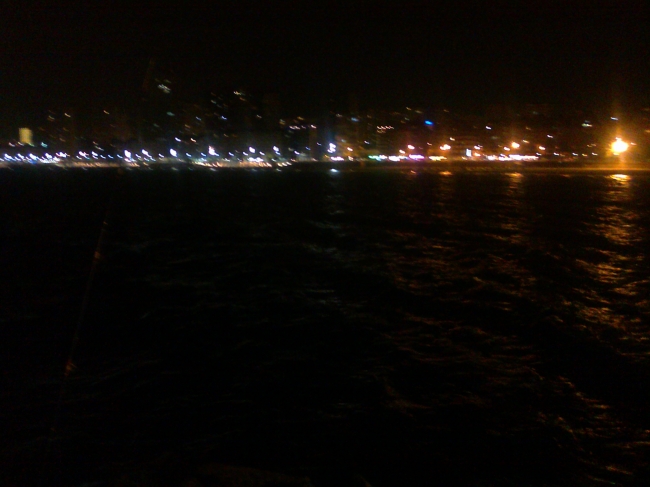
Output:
[[538, 146, 545, 151], [440, 144, 451, 151], [611, 138, 629, 155], [511, 142, 520, 149], [611, 174, 629, 181], [407, 145, 415, 150]]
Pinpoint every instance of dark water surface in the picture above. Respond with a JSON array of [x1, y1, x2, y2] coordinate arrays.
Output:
[[2, 166, 650, 486]]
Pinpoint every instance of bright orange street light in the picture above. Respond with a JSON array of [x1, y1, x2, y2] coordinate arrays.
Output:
[[611, 138, 629, 155]]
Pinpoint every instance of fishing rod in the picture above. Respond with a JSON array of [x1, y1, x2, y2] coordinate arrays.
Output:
[[40, 166, 126, 486]]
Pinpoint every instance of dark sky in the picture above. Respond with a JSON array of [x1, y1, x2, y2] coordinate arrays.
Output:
[[2, 0, 649, 129]]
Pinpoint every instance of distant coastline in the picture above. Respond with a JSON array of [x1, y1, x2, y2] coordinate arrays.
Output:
[[2, 158, 650, 174]]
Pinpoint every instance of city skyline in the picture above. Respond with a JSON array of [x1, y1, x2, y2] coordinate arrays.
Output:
[[2, 0, 649, 136], [4, 94, 648, 164]]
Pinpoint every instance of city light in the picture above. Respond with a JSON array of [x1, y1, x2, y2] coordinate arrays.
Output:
[[489, 155, 539, 161], [8, 93, 648, 169], [611, 174, 630, 181], [611, 138, 629, 155]]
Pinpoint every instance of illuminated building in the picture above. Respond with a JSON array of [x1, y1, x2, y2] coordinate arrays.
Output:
[[261, 93, 283, 155], [179, 103, 207, 142], [87, 108, 136, 153], [19, 128, 33, 146], [332, 118, 359, 158], [262, 94, 282, 132], [308, 125, 319, 160], [283, 118, 311, 160], [140, 59, 181, 143], [36, 109, 77, 152]]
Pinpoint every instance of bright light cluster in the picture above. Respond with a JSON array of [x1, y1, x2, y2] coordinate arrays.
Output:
[[611, 138, 629, 155], [486, 155, 539, 161]]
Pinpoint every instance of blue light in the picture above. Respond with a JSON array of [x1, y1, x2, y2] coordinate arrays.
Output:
[[425, 120, 434, 126]]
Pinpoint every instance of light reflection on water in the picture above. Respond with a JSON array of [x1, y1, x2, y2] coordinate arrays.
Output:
[[592, 173, 641, 253], [4, 168, 650, 486], [610, 173, 630, 182]]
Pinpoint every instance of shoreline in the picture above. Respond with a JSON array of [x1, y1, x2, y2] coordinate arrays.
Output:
[[2, 159, 650, 174]]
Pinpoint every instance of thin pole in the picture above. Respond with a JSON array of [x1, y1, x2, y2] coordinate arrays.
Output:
[[40, 167, 124, 486]]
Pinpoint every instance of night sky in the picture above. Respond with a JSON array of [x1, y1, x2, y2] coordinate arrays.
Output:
[[2, 0, 649, 130]]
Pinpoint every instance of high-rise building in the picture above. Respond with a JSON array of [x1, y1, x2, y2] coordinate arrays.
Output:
[[19, 128, 33, 146], [262, 93, 282, 132], [141, 59, 181, 143], [36, 109, 77, 152]]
